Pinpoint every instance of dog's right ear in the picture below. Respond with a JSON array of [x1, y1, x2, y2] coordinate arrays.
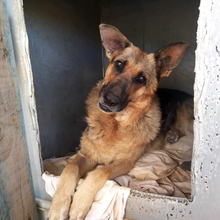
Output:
[[99, 24, 131, 58]]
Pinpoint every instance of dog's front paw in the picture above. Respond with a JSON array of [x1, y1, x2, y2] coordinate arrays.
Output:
[[69, 191, 93, 220], [69, 210, 85, 220], [69, 205, 89, 220], [166, 129, 179, 144], [69, 205, 90, 220], [48, 190, 72, 220]]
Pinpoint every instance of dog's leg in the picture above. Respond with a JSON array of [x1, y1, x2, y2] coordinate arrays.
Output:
[[69, 159, 134, 220], [48, 153, 96, 220]]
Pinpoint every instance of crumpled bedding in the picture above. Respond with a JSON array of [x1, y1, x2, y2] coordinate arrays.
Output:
[[42, 132, 193, 219]]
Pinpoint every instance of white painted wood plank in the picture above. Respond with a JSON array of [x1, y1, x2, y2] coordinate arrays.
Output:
[[6, 0, 51, 200]]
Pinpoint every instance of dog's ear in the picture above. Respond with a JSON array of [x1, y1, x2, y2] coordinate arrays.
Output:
[[155, 42, 189, 78], [99, 24, 131, 58]]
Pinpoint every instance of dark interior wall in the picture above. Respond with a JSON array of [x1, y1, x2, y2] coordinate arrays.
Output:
[[24, 0, 102, 159], [101, 0, 199, 95], [24, 0, 199, 160]]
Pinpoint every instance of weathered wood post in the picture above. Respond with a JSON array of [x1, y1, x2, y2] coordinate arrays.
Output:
[[0, 0, 37, 219]]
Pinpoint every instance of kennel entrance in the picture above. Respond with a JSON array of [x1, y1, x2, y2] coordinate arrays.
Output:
[[1, 0, 220, 219]]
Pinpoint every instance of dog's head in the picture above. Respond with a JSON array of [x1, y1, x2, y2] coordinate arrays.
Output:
[[99, 24, 189, 113]]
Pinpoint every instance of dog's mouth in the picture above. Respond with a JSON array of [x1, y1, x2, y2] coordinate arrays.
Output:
[[98, 100, 130, 113], [98, 102, 113, 113]]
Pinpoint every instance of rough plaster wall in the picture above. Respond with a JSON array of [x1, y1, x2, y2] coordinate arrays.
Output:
[[124, 0, 220, 219], [24, 0, 102, 159], [192, 0, 220, 216], [101, 0, 199, 95]]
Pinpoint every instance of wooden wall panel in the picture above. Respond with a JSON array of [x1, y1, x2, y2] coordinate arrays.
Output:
[[0, 0, 37, 219]]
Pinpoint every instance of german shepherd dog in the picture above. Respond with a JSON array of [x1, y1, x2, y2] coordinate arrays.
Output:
[[48, 24, 193, 220]]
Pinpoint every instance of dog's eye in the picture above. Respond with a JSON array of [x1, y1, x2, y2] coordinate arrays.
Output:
[[134, 75, 146, 85], [115, 60, 124, 71]]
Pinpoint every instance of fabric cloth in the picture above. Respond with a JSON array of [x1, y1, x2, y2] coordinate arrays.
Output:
[[42, 172, 130, 220], [42, 131, 193, 219]]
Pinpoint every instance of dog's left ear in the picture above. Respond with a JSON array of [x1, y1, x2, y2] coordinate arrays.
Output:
[[99, 24, 132, 58], [155, 42, 189, 78]]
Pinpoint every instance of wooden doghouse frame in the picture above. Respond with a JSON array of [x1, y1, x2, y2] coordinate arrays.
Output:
[[1, 0, 220, 219]]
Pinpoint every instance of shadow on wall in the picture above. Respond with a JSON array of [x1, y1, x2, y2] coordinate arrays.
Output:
[[24, 0, 102, 159]]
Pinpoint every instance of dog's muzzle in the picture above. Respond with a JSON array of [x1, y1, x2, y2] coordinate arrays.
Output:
[[99, 84, 129, 113]]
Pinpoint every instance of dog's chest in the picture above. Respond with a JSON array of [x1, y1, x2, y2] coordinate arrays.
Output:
[[83, 123, 151, 164]]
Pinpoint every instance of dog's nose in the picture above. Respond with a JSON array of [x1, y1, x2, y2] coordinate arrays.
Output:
[[104, 93, 119, 107]]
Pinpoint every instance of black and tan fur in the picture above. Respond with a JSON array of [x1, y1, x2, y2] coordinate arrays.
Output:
[[48, 24, 193, 220]]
